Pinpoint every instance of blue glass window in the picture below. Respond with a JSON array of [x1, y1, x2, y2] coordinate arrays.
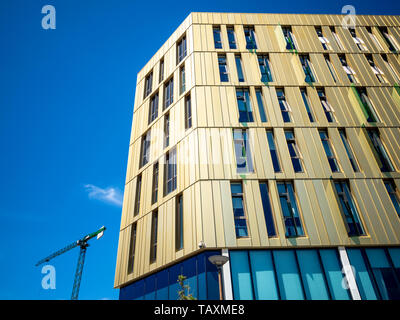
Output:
[[227, 26, 237, 49], [249, 250, 279, 300], [282, 26, 297, 50], [255, 88, 267, 122], [205, 252, 220, 300], [276, 88, 291, 123], [366, 248, 400, 300], [266, 130, 281, 172], [233, 129, 254, 174], [285, 131, 303, 173], [296, 250, 330, 300], [385, 180, 400, 218], [259, 182, 277, 237], [230, 182, 249, 238], [244, 26, 257, 49], [319, 249, 351, 300], [213, 27, 223, 49], [258, 55, 273, 82], [299, 55, 316, 83], [182, 256, 198, 299], [235, 55, 245, 82], [334, 181, 365, 236], [168, 263, 183, 300], [144, 275, 156, 300], [236, 88, 253, 122], [273, 250, 305, 300], [300, 88, 315, 122], [218, 55, 229, 82], [156, 269, 169, 300], [367, 129, 395, 172], [339, 129, 359, 172], [319, 130, 340, 173], [164, 78, 174, 109], [277, 182, 304, 237], [230, 251, 254, 299], [347, 248, 378, 300], [317, 88, 335, 123], [177, 36, 187, 63]]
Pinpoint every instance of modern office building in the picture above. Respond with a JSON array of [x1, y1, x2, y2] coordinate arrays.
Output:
[[115, 12, 400, 300]]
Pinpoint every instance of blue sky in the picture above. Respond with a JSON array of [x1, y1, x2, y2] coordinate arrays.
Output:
[[0, 0, 399, 300]]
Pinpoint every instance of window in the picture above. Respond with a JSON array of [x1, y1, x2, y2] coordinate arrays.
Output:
[[177, 36, 187, 63], [230, 248, 351, 300], [164, 78, 174, 109], [164, 148, 177, 195], [365, 54, 386, 83], [259, 182, 277, 237], [384, 180, 400, 218], [150, 210, 158, 263], [218, 54, 229, 82], [164, 113, 169, 148], [349, 28, 367, 51], [144, 72, 153, 99], [315, 26, 331, 50], [244, 26, 257, 50], [324, 54, 338, 83], [300, 87, 315, 122], [255, 88, 267, 122], [334, 181, 365, 236], [277, 181, 304, 237], [276, 88, 291, 123], [127, 223, 137, 274], [285, 131, 303, 173], [213, 26, 223, 49], [319, 130, 340, 173], [299, 54, 316, 83], [348, 248, 400, 300], [282, 26, 297, 50], [227, 26, 237, 49], [330, 26, 344, 50], [233, 129, 254, 173], [184, 94, 192, 129], [235, 55, 245, 82], [339, 129, 360, 172], [148, 93, 159, 124], [134, 174, 142, 216], [175, 194, 183, 251], [266, 130, 281, 172], [179, 65, 186, 94], [367, 129, 395, 172], [236, 88, 253, 122], [382, 54, 400, 83], [317, 88, 335, 123], [258, 54, 273, 83], [151, 162, 159, 204], [230, 182, 249, 238], [378, 27, 399, 52], [159, 58, 164, 82], [366, 27, 384, 50], [139, 130, 151, 167], [339, 54, 357, 83], [355, 87, 379, 123]]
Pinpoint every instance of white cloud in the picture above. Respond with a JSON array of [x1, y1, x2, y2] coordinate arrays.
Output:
[[84, 184, 123, 207]]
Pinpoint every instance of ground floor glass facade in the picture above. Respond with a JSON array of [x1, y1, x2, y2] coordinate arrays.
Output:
[[119, 247, 400, 300]]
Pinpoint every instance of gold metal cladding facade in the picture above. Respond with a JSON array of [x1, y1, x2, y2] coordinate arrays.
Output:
[[114, 12, 400, 290]]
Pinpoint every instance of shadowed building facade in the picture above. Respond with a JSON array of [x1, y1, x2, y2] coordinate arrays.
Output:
[[115, 12, 400, 300]]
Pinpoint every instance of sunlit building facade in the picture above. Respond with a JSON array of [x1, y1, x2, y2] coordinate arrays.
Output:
[[115, 12, 400, 300]]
